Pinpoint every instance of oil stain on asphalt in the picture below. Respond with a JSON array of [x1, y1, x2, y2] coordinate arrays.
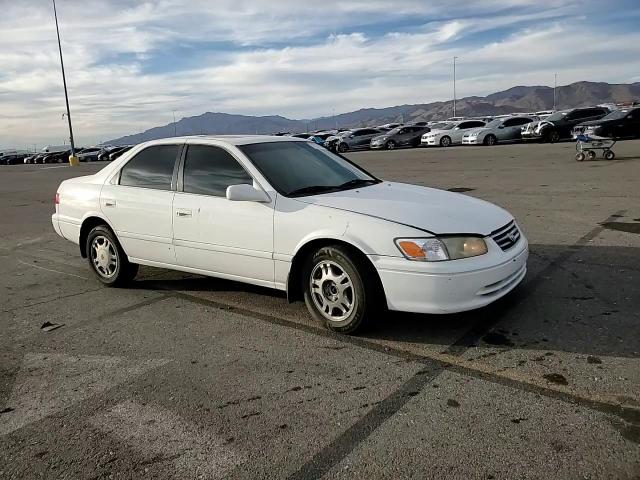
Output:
[[600, 222, 640, 234]]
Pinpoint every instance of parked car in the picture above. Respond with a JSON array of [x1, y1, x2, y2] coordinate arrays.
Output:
[[421, 120, 486, 147], [98, 147, 118, 161], [48, 150, 72, 163], [335, 128, 384, 152], [462, 116, 536, 145], [52, 136, 528, 334], [521, 107, 609, 143], [572, 107, 640, 140], [76, 147, 101, 162], [377, 123, 403, 131], [307, 132, 335, 146], [108, 146, 133, 161], [370, 125, 430, 150]]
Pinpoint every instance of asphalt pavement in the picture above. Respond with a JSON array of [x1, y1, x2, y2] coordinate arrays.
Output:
[[1, 140, 639, 479]]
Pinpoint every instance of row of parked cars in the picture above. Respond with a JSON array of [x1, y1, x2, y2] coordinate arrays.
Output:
[[5, 145, 134, 165], [286, 104, 640, 152]]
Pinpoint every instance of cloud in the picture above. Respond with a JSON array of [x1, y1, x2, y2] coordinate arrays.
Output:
[[0, 0, 638, 147]]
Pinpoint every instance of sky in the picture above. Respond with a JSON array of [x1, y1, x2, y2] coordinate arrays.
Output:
[[1, 0, 639, 149]]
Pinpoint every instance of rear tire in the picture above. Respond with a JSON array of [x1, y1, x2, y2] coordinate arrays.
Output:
[[303, 245, 380, 334], [86, 225, 138, 287], [604, 150, 615, 160]]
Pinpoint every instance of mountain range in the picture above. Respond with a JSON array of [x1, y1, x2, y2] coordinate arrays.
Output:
[[107, 81, 640, 145]]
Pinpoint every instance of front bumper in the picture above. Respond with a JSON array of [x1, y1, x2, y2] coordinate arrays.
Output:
[[521, 131, 543, 141], [370, 142, 386, 150], [372, 242, 528, 314], [462, 137, 480, 145], [421, 137, 437, 146]]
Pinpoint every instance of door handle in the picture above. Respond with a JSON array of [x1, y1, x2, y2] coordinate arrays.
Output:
[[176, 209, 192, 217], [104, 199, 116, 207]]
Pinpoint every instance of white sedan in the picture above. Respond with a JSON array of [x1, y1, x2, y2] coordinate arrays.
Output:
[[421, 120, 486, 147], [52, 136, 528, 334]]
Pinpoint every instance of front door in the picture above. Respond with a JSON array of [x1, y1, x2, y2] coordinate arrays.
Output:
[[172, 143, 275, 287]]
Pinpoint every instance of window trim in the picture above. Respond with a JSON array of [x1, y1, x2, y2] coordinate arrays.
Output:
[[177, 143, 260, 198], [117, 143, 183, 191]]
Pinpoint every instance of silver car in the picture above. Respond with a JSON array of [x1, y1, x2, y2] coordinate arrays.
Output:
[[462, 116, 536, 145], [335, 128, 384, 153]]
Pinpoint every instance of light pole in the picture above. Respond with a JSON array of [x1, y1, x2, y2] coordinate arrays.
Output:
[[553, 73, 557, 111], [172, 110, 177, 136], [453, 56, 458, 118], [52, 0, 77, 165]]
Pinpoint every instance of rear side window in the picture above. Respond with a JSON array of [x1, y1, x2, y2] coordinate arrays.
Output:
[[183, 145, 252, 197], [119, 145, 180, 190]]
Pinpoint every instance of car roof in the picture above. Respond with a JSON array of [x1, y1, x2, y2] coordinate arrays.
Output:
[[139, 135, 309, 148]]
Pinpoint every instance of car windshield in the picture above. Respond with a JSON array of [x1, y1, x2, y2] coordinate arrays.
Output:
[[239, 141, 379, 197], [484, 119, 503, 128], [386, 127, 403, 135], [600, 109, 628, 121], [545, 111, 568, 121]]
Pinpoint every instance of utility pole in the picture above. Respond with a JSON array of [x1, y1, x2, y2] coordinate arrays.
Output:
[[172, 110, 177, 136], [453, 56, 458, 117], [553, 73, 557, 111], [52, 0, 77, 165]]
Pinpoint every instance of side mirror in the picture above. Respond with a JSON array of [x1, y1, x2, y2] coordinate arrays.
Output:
[[349, 134, 355, 139], [226, 184, 270, 202]]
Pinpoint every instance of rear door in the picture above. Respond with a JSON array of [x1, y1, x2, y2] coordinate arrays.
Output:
[[172, 143, 275, 285], [100, 143, 181, 264]]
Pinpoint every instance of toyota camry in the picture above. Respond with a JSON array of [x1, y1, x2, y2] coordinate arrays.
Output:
[[52, 136, 528, 333]]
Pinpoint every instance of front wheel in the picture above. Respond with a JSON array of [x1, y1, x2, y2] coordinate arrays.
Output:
[[548, 131, 561, 143], [386, 140, 396, 150], [484, 134, 497, 146], [303, 246, 379, 334], [440, 136, 452, 147], [86, 225, 138, 286], [337, 142, 349, 153], [575, 152, 585, 162], [604, 150, 615, 160]]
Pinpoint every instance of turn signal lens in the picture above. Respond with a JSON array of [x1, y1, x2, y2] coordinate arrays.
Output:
[[396, 239, 449, 261]]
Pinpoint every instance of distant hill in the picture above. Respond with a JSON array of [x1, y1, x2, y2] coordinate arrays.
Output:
[[106, 81, 640, 144]]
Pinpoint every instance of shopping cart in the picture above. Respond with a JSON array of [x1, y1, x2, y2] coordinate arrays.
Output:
[[575, 134, 616, 161]]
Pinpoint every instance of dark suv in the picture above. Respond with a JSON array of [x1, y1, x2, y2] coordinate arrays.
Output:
[[521, 107, 609, 143], [573, 107, 640, 140]]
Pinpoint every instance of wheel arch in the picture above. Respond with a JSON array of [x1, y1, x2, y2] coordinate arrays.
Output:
[[79, 214, 116, 258], [286, 237, 386, 305]]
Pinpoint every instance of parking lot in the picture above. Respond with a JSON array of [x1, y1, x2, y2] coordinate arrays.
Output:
[[1, 140, 639, 479]]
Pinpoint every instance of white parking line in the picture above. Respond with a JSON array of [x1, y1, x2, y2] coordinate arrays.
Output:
[[91, 400, 242, 478], [38, 166, 69, 170], [16, 258, 88, 279], [0, 353, 170, 436]]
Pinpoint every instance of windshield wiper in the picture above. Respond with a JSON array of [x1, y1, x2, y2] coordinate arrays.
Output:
[[287, 185, 339, 197], [338, 178, 379, 189]]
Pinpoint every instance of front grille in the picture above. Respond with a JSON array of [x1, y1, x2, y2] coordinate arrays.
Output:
[[490, 221, 520, 251]]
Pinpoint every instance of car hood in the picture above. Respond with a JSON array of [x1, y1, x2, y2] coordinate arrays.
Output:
[[371, 134, 389, 142], [294, 182, 512, 235]]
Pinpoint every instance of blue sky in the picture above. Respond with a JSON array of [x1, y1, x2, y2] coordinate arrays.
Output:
[[1, 0, 639, 148]]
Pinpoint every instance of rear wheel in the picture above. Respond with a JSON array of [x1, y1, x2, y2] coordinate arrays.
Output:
[[575, 152, 586, 162], [439, 136, 452, 147], [604, 150, 615, 160], [303, 246, 379, 334], [86, 225, 138, 286], [484, 134, 497, 146]]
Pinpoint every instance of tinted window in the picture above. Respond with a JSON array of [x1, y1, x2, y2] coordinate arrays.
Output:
[[504, 118, 531, 127], [239, 141, 376, 197], [183, 145, 252, 197], [120, 145, 179, 190]]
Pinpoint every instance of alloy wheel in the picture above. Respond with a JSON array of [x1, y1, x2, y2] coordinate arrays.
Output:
[[309, 260, 355, 322]]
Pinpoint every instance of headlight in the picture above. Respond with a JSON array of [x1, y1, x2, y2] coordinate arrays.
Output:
[[395, 237, 488, 261]]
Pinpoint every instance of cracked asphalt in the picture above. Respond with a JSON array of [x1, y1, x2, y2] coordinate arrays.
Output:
[[1, 140, 639, 479]]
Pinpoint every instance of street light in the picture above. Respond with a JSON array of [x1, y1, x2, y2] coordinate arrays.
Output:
[[553, 73, 558, 111], [453, 56, 458, 118], [52, 0, 77, 165]]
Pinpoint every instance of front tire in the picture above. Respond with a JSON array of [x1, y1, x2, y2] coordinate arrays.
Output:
[[547, 130, 561, 143], [337, 143, 349, 153], [303, 246, 378, 334], [86, 225, 138, 286], [484, 134, 497, 146], [386, 140, 396, 150], [439, 136, 452, 147]]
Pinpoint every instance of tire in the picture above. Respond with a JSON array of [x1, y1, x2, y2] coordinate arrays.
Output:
[[303, 245, 380, 334], [484, 134, 497, 146], [548, 131, 561, 143], [587, 150, 597, 160], [575, 152, 585, 162], [337, 143, 349, 153], [86, 225, 138, 286], [604, 150, 615, 160], [439, 136, 452, 147], [386, 140, 396, 150]]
